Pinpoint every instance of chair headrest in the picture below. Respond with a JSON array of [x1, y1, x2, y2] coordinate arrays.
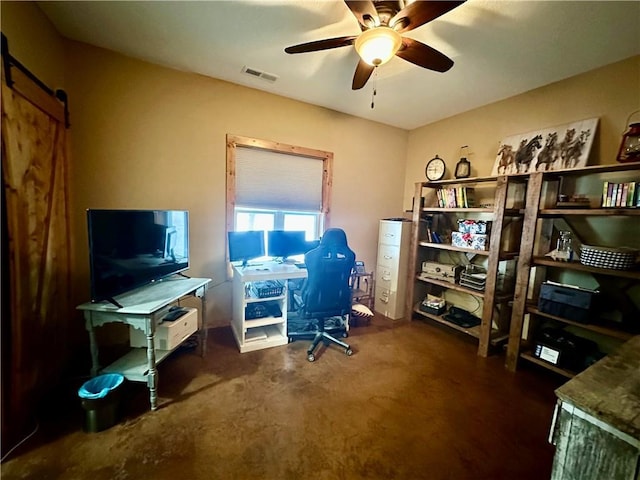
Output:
[[319, 228, 348, 248]]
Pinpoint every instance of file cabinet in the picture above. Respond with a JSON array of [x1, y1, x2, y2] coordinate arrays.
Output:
[[375, 219, 411, 319]]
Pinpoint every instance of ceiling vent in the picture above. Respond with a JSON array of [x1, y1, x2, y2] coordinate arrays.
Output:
[[241, 66, 278, 83]]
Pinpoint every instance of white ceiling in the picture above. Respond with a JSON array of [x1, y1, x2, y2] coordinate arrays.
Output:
[[38, 0, 640, 130]]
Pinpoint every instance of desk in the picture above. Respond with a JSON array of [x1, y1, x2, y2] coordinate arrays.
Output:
[[549, 335, 640, 479], [231, 262, 307, 353], [77, 276, 211, 411]]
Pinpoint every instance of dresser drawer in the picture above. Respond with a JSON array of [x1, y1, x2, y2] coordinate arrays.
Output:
[[377, 244, 401, 269], [378, 220, 405, 246]]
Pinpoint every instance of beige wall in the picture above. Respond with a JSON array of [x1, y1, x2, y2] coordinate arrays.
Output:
[[404, 55, 640, 210], [62, 41, 408, 327], [0, 1, 65, 89], [3, 3, 638, 331]]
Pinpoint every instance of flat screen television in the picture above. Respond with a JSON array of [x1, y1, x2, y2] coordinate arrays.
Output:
[[228, 230, 265, 266], [87, 209, 189, 306], [267, 230, 307, 259]]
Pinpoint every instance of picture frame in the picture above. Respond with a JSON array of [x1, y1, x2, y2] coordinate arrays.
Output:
[[492, 117, 599, 176]]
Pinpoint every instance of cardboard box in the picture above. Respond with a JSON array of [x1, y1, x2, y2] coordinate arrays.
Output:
[[451, 232, 488, 250]]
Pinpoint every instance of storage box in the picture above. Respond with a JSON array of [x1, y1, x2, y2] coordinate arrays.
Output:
[[130, 307, 198, 350], [419, 295, 446, 315], [537, 282, 598, 323], [451, 232, 488, 250], [457, 219, 491, 235], [420, 261, 462, 284]]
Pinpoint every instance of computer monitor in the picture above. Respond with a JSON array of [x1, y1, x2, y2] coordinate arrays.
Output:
[[267, 230, 307, 260], [228, 230, 265, 266], [304, 239, 320, 251]]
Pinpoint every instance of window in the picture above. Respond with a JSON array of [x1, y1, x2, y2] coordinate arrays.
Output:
[[235, 208, 319, 240], [226, 135, 333, 262]]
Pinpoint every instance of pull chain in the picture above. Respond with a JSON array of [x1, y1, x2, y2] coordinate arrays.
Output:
[[370, 67, 378, 109]]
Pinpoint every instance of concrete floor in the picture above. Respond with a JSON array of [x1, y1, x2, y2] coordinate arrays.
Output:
[[1, 315, 564, 480]]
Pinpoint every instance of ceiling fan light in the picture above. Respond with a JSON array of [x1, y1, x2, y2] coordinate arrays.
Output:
[[355, 27, 402, 66]]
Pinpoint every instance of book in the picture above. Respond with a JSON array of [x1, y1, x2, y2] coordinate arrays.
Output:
[[601, 181, 609, 207], [464, 187, 477, 208], [448, 188, 456, 208], [606, 182, 614, 207], [621, 183, 629, 207], [456, 187, 464, 208]]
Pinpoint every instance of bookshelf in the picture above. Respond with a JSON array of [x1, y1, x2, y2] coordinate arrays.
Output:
[[505, 162, 640, 377], [406, 175, 527, 357]]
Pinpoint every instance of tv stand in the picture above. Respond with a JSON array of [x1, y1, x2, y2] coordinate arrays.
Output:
[[77, 276, 211, 411]]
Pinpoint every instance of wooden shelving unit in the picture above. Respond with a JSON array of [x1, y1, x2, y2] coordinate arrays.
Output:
[[406, 175, 527, 357], [506, 161, 640, 375]]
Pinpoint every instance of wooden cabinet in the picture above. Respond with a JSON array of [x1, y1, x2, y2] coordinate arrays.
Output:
[[406, 176, 526, 357], [506, 162, 640, 376], [549, 335, 640, 480], [374, 219, 411, 320]]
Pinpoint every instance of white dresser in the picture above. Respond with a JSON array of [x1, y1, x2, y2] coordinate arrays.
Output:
[[375, 219, 411, 320]]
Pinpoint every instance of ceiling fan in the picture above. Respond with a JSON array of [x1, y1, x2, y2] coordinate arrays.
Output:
[[285, 1, 466, 90]]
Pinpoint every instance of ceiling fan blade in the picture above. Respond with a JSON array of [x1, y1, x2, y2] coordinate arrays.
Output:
[[395, 38, 454, 72], [344, 0, 379, 29], [285, 36, 357, 54], [390, 1, 465, 33], [352, 59, 375, 90]]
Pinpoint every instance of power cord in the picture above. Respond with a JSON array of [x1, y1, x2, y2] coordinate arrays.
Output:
[[0, 418, 39, 463]]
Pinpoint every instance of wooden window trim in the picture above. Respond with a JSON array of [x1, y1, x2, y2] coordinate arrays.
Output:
[[225, 134, 333, 240]]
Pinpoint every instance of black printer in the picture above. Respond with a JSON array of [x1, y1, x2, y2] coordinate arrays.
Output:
[[533, 326, 602, 372]]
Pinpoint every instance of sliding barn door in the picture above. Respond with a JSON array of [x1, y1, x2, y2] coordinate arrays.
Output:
[[1, 79, 72, 448]]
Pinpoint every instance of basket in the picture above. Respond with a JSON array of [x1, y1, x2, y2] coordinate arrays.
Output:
[[579, 245, 638, 270]]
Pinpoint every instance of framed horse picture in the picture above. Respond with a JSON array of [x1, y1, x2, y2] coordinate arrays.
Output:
[[492, 117, 599, 175]]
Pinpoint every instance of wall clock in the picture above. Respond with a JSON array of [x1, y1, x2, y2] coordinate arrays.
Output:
[[425, 155, 446, 181]]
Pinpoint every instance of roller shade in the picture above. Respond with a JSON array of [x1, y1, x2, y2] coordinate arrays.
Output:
[[236, 146, 323, 211]]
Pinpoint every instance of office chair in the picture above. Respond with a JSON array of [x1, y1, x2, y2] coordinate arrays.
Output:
[[288, 228, 355, 362]]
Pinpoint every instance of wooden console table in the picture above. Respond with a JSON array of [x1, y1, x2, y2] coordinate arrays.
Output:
[[77, 276, 211, 411], [549, 335, 640, 479]]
